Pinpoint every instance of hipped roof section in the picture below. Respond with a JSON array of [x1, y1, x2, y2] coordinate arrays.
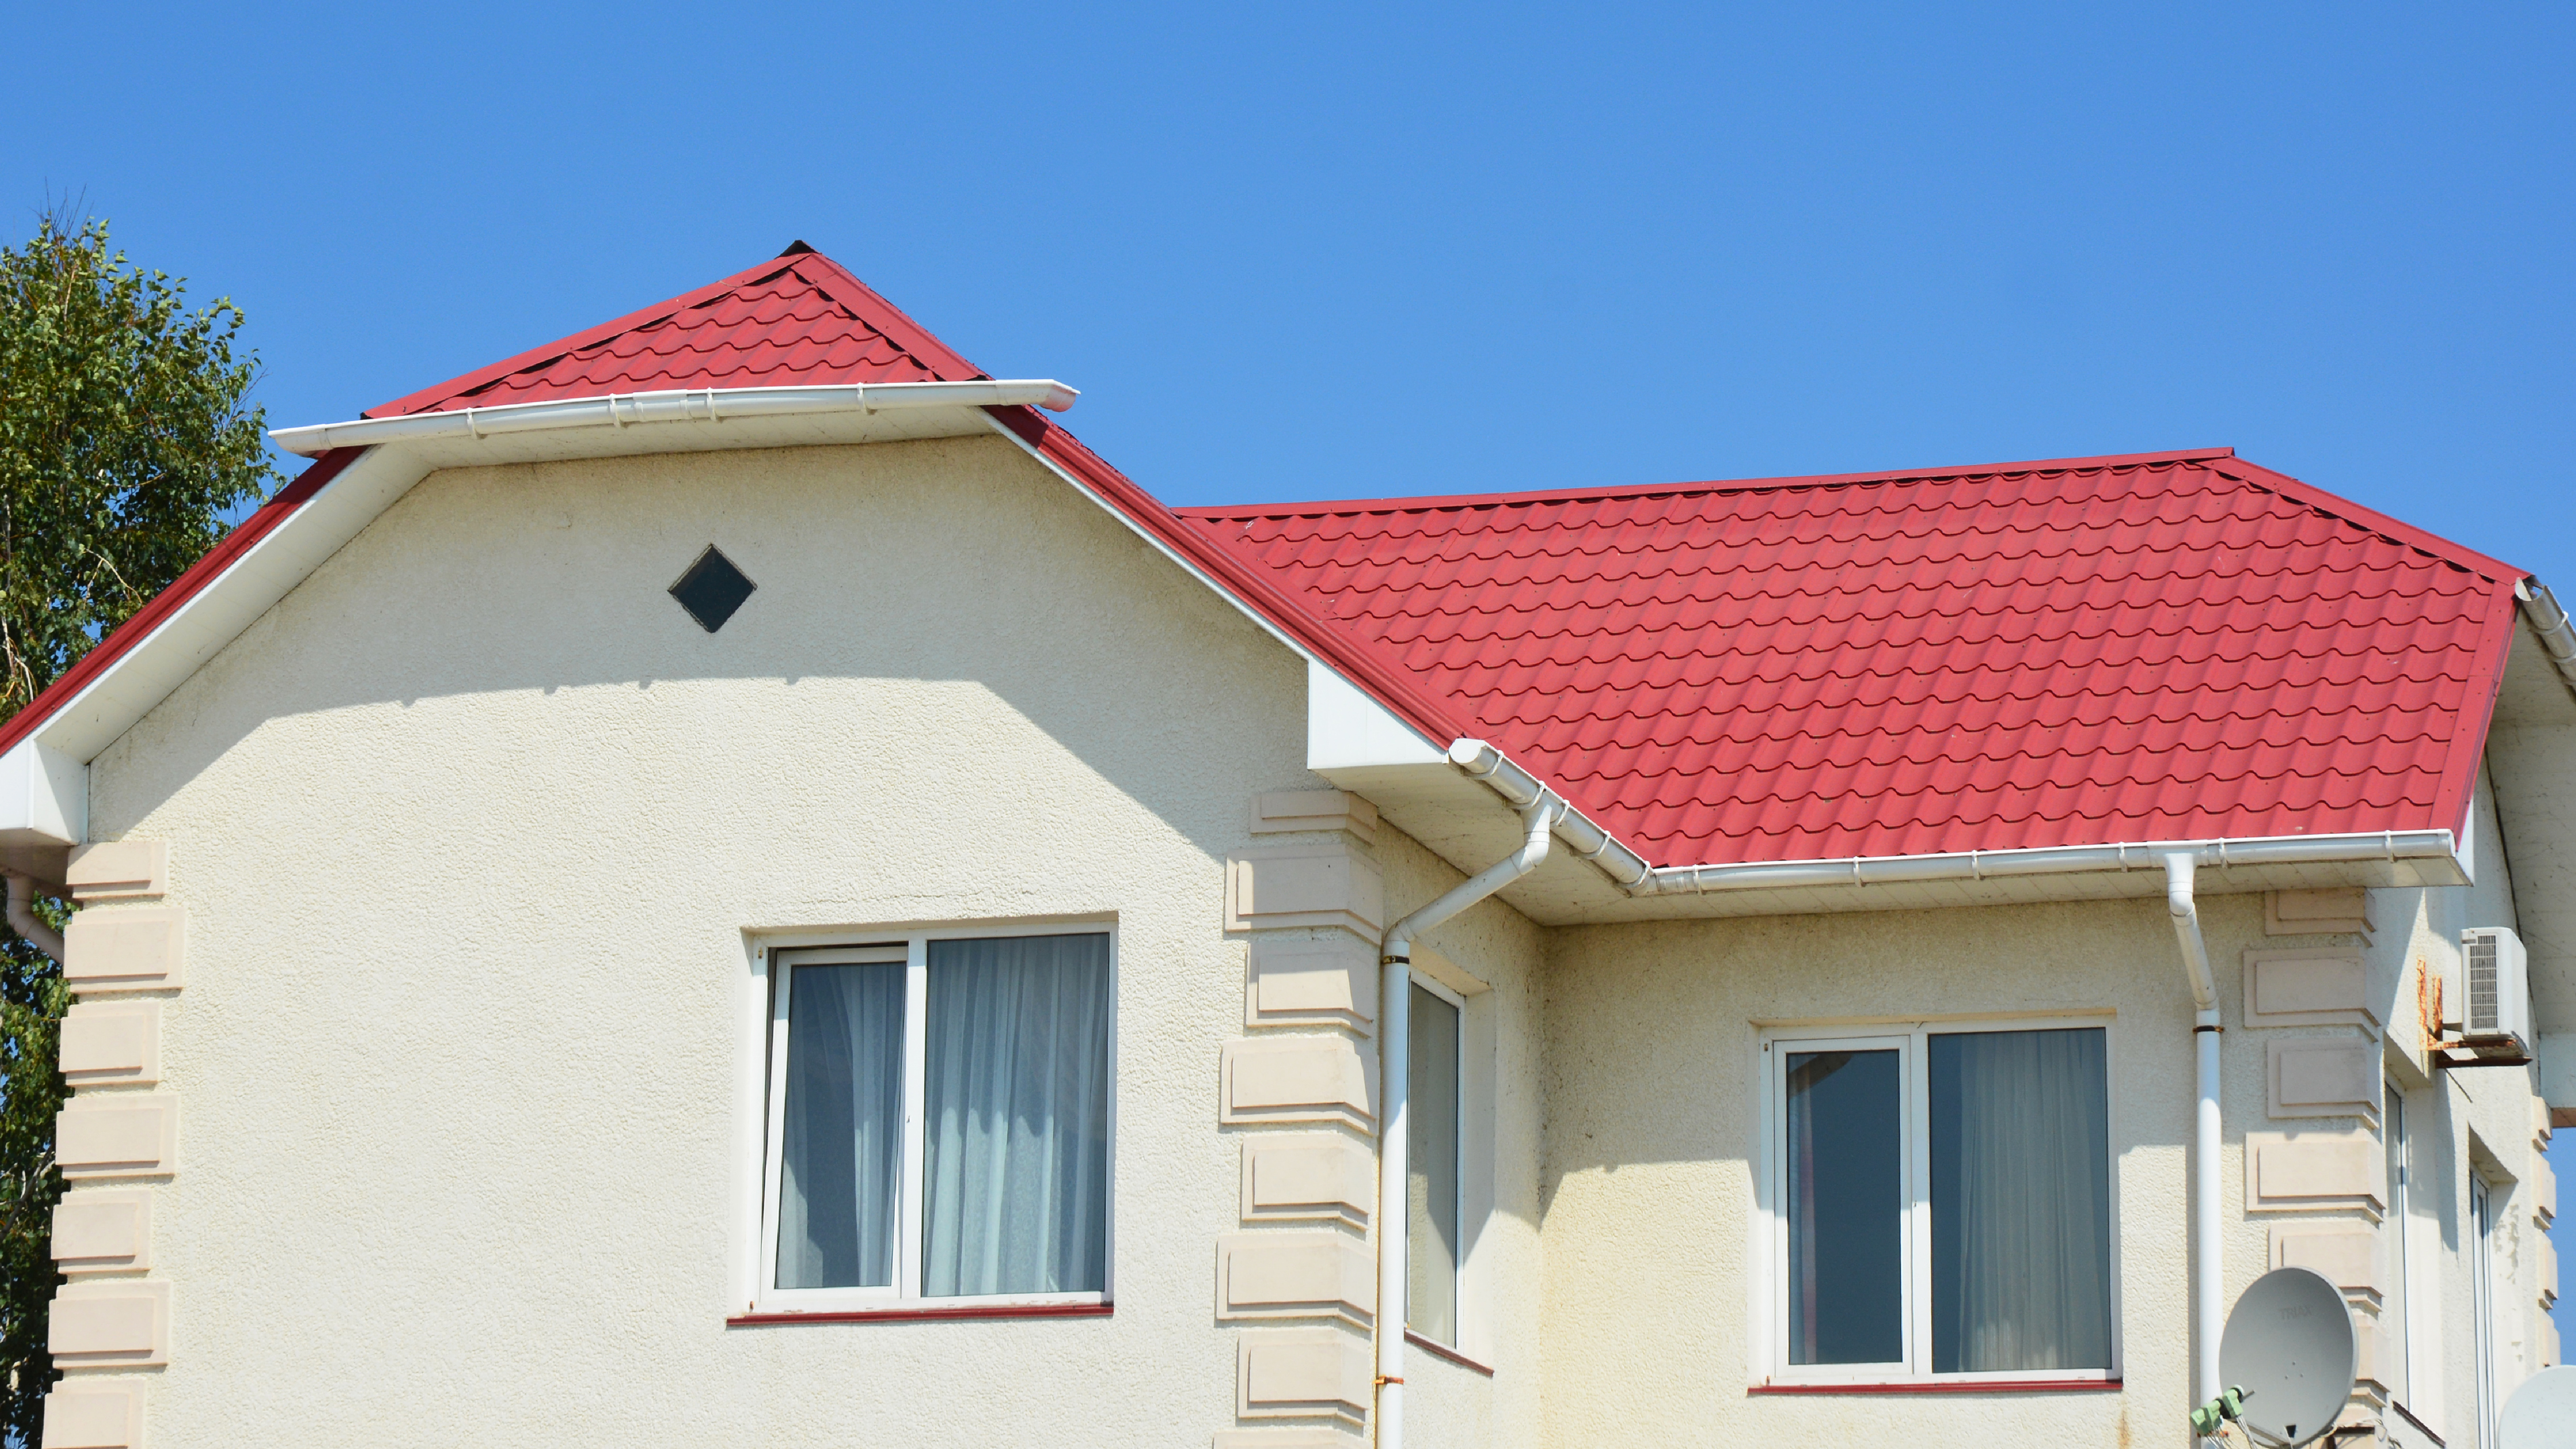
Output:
[[0, 249, 2534, 881]]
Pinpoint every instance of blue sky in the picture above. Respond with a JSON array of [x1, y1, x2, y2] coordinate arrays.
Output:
[[12, 0, 2572, 1350]]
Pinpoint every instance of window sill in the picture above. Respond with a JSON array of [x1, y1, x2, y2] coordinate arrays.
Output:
[[1405, 1330, 1495, 1377], [1750, 1378, 2120, 1396], [728, 1301, 1113, 1327]]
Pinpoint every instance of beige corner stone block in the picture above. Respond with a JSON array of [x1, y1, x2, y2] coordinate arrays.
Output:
[[2270, 1225, 2380, 1296], [2352, 1312, 2394, 1397], [1250, 791, 1379, 844], [1217, 1231, 1375, 1326], [52, 1191, 151, 1274], [2269, 1036, 2379, 1121], [2536, 1154, 2557, 1226], [1222, 1036, 1377, 1132], [1242, 1132, 1373, 1227], [1226, 846, 1383, 937], [56, 1099, 176, 1179], [2246, 1131, 2383, 1214], [1247, 937, 1375, 1034], [2266, 888, 2375, 937], [49, 1281, 167, 1368], [2546, 1317, 2562, 1368], [1214, 1432, 1366, 1449], [59, 1002, 159, 1087], [2541, 1233, 2558, 1307], [63, 909, 184, 995], [1236, 1326, 1373, 1422], [2244, 950, 2378, 1030], [42, 1385, 139, 1448], [65, 841, 165, 902]]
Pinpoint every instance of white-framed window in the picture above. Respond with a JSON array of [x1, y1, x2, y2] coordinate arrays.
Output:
[[1408, 974, 1465, 1347], [2383, 1078, 2414, 1409], [755, 925, 1114, 1314], [1760, 1019, 2117, 1385]]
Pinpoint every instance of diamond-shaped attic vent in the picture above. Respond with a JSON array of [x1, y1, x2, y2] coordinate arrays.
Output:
[[671, 547, 756, 632]]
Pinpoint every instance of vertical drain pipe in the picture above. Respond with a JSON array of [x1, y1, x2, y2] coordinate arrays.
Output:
[[1376, 793, 1559, 1449], [2164, 853, 2222, 1413], [4, 872, 62, 962]]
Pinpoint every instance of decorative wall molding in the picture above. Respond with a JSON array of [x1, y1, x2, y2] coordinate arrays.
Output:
[[1246, 937, 1376, 1035], [49, 1281, 168, 1368], [1221, 1037, 1377, 1132], [1249, 791, 1378, 845], [1216, 1232, 1376, 1327], [1225, 846, 1383, 938], [1234, 1326, 1373, 1422], [56, 1099, 177, 1179], [62, 908, 185, 994], [1240, 1132, 1373, 1228], [2267, 1036, 2380, 1122], [52, 1191, 152, 1276], [65, 840, 166, 902], [2244, 1131, 2384, 1215], [60, 1002, 161, 1088], [2242, 950, 2379, 1031], [2265, 887, 2375, 938], [39, 1385, 139, 1448]]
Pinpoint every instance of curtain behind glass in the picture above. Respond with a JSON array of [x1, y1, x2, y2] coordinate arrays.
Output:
[[922, 934, 1112, 1297], [1408, 984, 1462, 1344], [1786, 1049, 1903, 1364], [776, 962, 905, 1288], [1929, 1028, 2111, 1372]]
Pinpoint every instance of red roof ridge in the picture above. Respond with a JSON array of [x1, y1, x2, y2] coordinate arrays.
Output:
[[1174, 447, 2243, 521], [364, 249, 986, 419]]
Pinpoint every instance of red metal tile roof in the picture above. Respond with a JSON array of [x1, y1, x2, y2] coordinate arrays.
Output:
[[365, 247, 984, 417], [1177, 451, 2528, 868]]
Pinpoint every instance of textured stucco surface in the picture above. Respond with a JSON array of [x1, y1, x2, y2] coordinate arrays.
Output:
[[62, 426, 2553, 1447], [80, 435, 1354, 1446]]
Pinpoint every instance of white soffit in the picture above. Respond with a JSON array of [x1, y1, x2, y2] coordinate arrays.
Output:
[[2480, 614, 2576, 1096]]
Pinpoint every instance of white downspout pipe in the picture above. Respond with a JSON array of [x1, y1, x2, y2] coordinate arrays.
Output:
[[2164, 853, 2222, 1416], [1376, 793, 1559, 1449], [5, 872, 62, 963]]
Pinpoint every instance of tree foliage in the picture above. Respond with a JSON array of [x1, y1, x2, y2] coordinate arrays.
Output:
[[0, 213, 278, 1442]]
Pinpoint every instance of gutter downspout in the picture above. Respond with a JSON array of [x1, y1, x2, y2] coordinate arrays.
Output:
[[1376, 792, 1560, 1449], [2164, 853, 2222, 1417], [4, 872, 62, 963]]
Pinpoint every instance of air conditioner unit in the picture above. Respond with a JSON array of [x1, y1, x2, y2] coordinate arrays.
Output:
[[2458, 927, 2534, 1059]]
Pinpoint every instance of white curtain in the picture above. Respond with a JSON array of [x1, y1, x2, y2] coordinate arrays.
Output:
[[921, 934, 1111, 1297], [1929, 1027, 2112, 1372], [776, 962, 906, 1288]]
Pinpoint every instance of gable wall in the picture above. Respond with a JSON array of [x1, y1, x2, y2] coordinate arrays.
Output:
[[71, 435, 1374, 1446]]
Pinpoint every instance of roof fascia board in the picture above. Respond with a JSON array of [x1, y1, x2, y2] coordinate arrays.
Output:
[[0, 739, 85, 848], [2425, 574, 2529, 844], [1306, 659, 1446, 772], [276, 381, 1078, 457]]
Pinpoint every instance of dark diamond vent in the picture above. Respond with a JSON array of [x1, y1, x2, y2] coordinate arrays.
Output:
[[670, 547, 757, 632]]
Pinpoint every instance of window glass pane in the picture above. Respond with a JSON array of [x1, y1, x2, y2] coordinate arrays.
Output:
[[775, 962, 905, 1288], [1785, 1048, 1903, 1364], [1408, 983, 1462, 1344], [922, 934, 1112, 1297], [1928, 1028, 2112, 1372]]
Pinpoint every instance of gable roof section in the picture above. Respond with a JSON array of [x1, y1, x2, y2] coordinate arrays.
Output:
[[1175, 449, 2528, 870], [366, 248, 986, 417]]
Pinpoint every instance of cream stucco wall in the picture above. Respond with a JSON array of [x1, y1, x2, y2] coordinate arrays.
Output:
[[77, 435, 1424, 1446], [59, 425, 2555, 1447]]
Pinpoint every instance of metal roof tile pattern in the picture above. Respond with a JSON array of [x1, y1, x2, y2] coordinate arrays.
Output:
[[1178, 451, 2527, 868], [365, 250, 984, 418]]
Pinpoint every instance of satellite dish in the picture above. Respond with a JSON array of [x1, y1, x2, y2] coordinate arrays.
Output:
[[2215, 1267, 2357, 1447], [2499, 1366, 2576, 1449]]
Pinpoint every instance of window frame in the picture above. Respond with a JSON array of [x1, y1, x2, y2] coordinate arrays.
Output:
[[1407, 972, 1468, 1349], [1756, 1016, 2121, 1388], [748, 921, 1117, 1318]]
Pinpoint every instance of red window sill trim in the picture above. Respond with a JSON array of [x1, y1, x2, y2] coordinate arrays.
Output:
[[1405, 1330, 1495, 1377], [728, 1302, 1112, 1327], [1750, 1379, 2120, 1396]]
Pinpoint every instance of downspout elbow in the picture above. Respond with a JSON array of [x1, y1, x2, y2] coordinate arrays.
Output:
[[2162, 852, 2217, 1017], [5, 872, 62, 964]]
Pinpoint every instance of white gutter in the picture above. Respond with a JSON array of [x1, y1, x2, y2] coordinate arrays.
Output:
[[270, 380, 1079, 457], [2520, 580, 2576, 703], [1375, 791, 1560, 1449], [2164, 854, 2223, 1418]]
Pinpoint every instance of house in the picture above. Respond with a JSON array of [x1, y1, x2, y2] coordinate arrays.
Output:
[[3, 244, 2563, 1448]]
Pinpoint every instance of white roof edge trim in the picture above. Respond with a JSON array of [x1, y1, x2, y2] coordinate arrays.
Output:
[[272, 380, 1080, 457], [1444, 736, 2471, 895], [2517, 578, 2576, 706]]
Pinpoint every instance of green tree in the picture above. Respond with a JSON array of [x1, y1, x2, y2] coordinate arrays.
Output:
[[0, 213, 278, 1443]]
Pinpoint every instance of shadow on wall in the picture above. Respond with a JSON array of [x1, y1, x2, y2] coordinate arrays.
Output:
[[1535, 896, 2219, 1206], [96, 436, 1313, 858]]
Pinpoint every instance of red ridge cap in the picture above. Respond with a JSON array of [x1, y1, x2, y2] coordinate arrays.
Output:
[[985, 406, 1467, 748], [1175, 447, 2243, 520], [0, 447, 367, 757], [364, 252, 987, 419]]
